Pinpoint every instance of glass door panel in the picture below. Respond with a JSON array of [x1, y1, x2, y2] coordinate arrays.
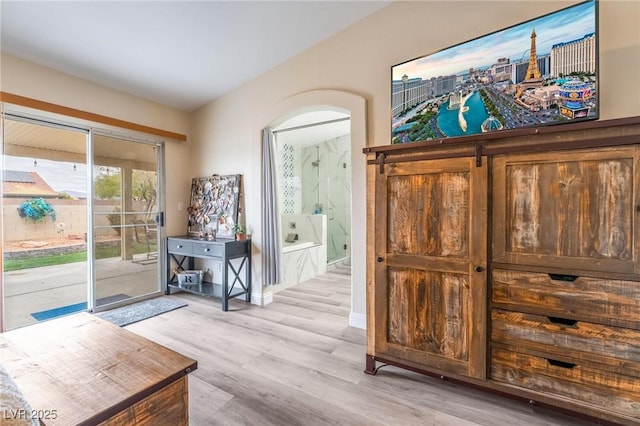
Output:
[[327, 149, 349, 263], [300, 143, 350, 264], [2, 117, 88, 330], [92, 134, 162, 308]]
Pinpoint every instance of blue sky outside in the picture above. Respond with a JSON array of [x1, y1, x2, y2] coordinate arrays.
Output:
[[392, 1, 595, 81]]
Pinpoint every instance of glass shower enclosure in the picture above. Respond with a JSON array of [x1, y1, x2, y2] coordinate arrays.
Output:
[[301, 143, 350, 264]]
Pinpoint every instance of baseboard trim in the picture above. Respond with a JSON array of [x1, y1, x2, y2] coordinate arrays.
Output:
[[349, 312, 366, 329], [251, 290, 273, 306]]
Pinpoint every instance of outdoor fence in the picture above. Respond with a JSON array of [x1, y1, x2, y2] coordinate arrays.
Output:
[[3, 198, 152, 242]]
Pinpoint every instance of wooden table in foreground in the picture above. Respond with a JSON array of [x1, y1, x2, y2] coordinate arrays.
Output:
[[0, 313, 197, 425]]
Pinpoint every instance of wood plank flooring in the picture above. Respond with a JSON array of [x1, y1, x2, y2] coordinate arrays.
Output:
[[126, 267, 601, 426]]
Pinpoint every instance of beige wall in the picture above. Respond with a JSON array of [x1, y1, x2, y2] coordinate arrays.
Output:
[[1, 1, 639, 328], [0, 54, 194, 238], [190, 0, 640, 325]]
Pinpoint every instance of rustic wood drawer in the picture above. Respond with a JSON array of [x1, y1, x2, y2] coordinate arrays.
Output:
[[168, 239, 194, 255], [492, 269, 640, 330], [491, 345, 640, 420], [491, 309, 640, 377]]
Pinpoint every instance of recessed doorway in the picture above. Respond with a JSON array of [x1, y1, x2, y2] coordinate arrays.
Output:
[[274, 110, 352, 268]]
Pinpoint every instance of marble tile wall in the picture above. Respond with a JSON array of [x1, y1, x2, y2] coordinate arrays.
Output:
[[281, 213, 326, 244], [280, 244, 327, 288], [277, 134, 351, 265], [280, 213, 327, 288], [300, 135, 351, 263], [278, 143, 301, 214]]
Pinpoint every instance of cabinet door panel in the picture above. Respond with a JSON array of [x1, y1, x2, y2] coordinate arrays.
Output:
[[374, 157, 486, 379], [388, 172, 468, 257], [388, 268, 469, 359], [493, 147, 640, 273]]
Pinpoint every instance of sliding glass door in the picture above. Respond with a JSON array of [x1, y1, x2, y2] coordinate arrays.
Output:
[[2, 117, 89, 330], [91, 133, 163, 309], [1, 110, 165, 330]]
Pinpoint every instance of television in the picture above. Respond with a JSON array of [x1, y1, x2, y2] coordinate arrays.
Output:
[[391, 0, 598, 144]]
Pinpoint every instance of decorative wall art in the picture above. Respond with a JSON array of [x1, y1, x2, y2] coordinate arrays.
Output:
[[187, 174, 242, 239], [390, 0, 597, 144]]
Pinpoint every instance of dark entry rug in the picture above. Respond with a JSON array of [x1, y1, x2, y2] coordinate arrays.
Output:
[[94, 297, 187, 327]]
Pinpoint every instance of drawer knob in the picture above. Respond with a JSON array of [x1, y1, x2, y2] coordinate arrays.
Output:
[[177, 245, 183, 249], [376, 256, 384, 263], [204, 248, 210, 252], [474, 266, 484, 273]]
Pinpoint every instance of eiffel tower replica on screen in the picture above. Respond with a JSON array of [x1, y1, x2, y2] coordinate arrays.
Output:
[[521, 29, 544, 90]]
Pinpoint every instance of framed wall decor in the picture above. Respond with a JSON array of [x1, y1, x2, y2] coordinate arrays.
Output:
[[187, 174, 242, 239]]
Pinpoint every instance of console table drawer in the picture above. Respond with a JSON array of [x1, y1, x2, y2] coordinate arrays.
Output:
[[193, 243, 223, 257], [492, 269, 640, 329], [491, 345, 640, 420], [168, 239, 194, 255]]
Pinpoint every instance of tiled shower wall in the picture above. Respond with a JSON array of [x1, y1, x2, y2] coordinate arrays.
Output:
[[278, 135, 351, 264], [301, 135, 351, 263], [279, 143, 299, 214]]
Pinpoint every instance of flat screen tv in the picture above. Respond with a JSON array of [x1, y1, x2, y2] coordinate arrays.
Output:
[[391, 0, 598, 144]]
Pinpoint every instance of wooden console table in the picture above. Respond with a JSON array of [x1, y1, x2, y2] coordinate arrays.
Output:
[[167, 236, 252, 311], [0, 313, 197, 425]]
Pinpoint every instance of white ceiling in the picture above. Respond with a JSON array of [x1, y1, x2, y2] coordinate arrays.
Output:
[[1, 0, 390, 113]]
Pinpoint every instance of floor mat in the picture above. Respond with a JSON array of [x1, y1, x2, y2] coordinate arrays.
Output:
[[94, 297, 187, 327]]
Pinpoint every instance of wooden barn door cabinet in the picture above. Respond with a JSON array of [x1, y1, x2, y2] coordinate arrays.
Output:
[[364, 117, 640, 425], [370, 156, 488, 379]]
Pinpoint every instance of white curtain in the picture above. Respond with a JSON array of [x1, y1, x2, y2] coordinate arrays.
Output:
[[261, 128, 281, 285]]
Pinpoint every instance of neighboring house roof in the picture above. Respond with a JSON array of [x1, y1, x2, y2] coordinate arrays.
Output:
[[3, 170, 59, 198]]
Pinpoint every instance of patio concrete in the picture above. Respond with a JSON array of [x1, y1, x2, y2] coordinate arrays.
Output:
[[4, 254, 160, 330]]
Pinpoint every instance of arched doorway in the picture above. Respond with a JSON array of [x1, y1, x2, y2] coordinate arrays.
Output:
[[261, 90, 366, 329], [274, 110, 351, 267]]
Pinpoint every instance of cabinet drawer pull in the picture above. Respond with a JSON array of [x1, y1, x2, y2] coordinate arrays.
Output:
[[547, 316, 577, 327], [548, 273, 578, 282], [547, 359, 576, 369], [177, 245, 183, 249], [204, 248, 210, 252]]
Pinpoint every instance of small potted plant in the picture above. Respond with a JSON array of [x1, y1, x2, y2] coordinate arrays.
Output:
[[232, 223, 246, 241]]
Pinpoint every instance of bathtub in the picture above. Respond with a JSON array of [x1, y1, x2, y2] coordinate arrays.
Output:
[[282, 240, 318, 253], [279, 214, 327, 288]]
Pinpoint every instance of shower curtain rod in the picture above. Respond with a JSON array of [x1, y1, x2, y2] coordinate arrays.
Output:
[[273, 117, 350, 134]]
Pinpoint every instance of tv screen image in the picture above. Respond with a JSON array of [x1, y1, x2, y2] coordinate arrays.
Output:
[[391, 0, 598, 144]]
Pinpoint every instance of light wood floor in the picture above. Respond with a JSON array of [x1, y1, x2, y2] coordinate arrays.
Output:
[[126, 266, 600, 426]]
